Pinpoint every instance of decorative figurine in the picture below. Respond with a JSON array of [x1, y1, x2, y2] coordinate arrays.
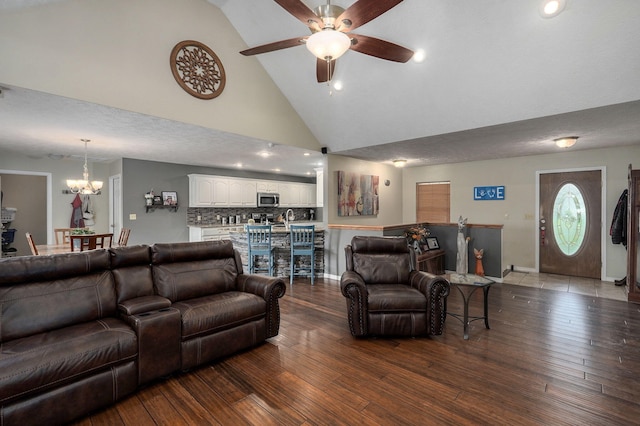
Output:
[[456, 216, 469, 274], [474, 248, 485, 277]]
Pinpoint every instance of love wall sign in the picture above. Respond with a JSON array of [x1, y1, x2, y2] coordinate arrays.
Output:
[[473, 186, 505, 200]]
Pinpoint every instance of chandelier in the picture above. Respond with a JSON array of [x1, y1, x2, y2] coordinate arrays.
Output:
[[66, 139, 103, 195]]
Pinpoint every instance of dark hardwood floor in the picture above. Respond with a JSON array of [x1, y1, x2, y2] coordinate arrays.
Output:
[[74, 278, 640, 425]]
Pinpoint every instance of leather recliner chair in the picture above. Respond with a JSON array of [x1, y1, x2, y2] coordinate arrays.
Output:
[[340, 236, 450, 337]]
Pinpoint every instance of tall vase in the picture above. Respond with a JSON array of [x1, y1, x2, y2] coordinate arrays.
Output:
[[456, 231, 468, 274]]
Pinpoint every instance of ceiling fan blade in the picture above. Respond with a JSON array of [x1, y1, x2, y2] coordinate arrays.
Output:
[[316, 58, 336, 83], [240, 36, 307, 56], [349, 34, 414, 62], [274, 0, 322, 29], [336, 0, 403, 32]]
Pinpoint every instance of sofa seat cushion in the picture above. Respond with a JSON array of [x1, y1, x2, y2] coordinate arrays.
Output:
[[367, 284, 426, 313], [173, 291, 266, 340], [0, 317, 136, 404]]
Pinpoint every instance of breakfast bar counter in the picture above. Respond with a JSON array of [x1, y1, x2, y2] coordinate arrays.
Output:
[[229, 225, 324, 279]]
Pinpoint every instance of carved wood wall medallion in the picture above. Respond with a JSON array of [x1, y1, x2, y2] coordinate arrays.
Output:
[[170, 40, 226, 99]]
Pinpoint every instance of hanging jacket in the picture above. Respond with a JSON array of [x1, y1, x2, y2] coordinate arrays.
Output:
[[610, 189, 627, 246]]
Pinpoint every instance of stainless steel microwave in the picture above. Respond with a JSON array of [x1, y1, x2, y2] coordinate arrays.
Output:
[[257, 192, 280, 207]]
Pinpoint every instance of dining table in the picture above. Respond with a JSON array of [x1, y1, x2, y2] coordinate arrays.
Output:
[[36, 233, 114, 255]]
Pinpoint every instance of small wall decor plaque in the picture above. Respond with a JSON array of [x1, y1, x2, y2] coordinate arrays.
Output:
[[473, 185, 505, 200], [170, 40, 226, 99]]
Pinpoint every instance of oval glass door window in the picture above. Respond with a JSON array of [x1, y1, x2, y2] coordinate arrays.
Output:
[[553, 183, 587, 256]]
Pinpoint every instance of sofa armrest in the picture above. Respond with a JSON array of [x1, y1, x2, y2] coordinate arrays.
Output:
[[236, 274, 286, 338], [410, 271, 450, 335], [118, 297, 181, 385], [118, 295, 171, 316], [340, 271, 368, 336]]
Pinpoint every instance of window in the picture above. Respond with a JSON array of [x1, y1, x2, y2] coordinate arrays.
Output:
[[553, 183, 587, 256], [416, 182, 450, 223]]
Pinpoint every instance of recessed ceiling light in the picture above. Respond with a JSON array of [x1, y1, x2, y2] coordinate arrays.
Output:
[[306, 171, 311, 175], [236, 162, 243, 168], [333, 80, 344, 91], [259, 151, 270, 158], [303, 152, 310, 156], [540, 0, 566, 18], [274, 168, 281, 172]]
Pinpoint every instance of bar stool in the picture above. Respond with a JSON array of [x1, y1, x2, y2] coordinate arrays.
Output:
[[247, 225, 274, 275], [289, 225, 315, 285]]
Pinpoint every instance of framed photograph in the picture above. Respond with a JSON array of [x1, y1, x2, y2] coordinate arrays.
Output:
[[152, 195, 162, 205], [161, 191, 178, 206], [425, 237, 440, 251]]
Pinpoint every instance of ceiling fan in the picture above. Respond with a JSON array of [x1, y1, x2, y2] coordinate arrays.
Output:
[[239, 0, 415, 83]]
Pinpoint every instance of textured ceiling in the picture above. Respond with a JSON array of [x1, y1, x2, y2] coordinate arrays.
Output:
[[1, 0, 639, 174]]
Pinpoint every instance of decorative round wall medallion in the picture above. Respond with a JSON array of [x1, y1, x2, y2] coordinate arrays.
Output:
[[170, 40, 226, 99]]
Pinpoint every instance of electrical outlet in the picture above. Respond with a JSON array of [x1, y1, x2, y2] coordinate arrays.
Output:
[[197, 215, 202, 221]]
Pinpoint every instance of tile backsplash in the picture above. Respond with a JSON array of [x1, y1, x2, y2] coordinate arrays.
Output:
[[186, 207, 320, 226]]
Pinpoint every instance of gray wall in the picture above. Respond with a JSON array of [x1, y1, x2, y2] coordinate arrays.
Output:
[[122, 158, 315, 245], [1, 174, 47, 256]]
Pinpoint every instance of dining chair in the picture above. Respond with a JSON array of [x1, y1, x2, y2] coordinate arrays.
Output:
[[54, 227, 89, 245], [246, 225, 274, 276], [289, 225, 315, 285], [94, 234, 113, 249], [54, 228, 72, 245], [25, 232, 39, 256], [117, 228, 131, 246]]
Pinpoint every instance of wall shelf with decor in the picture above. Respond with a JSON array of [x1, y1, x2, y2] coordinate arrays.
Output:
[[145, 191, 179, 213]]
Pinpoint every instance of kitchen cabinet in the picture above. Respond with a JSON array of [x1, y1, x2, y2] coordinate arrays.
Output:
[[189, 175, 257, 207], [229, 179, 257, 207], [256, 181, 278, 193], [189, 226, 244, 242], [279, 183, 316, 207], [190, 174, 314, 207], [189, 174, 215, 207]]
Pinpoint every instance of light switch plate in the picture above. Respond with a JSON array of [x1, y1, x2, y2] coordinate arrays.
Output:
[[129, 214, 137, 220]]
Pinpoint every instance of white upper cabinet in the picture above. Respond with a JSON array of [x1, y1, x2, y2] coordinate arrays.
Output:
[[190, 175, 314, 207], [256, 180, 279, 193]]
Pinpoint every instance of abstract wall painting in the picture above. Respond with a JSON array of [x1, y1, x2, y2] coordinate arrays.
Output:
[[337, 171, 379, 216]]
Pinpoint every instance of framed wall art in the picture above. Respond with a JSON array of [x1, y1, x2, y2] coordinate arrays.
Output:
[[337, 171, 379, 216]]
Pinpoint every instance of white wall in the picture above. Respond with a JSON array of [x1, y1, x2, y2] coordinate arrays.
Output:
[[327, 154, 404, 226], [0, 0, 319, 151], [401, 145, 639, 280]]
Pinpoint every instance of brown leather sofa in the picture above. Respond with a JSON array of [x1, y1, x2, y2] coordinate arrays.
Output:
[[0, 240, 285, 425], [340, 236, 450, 337]]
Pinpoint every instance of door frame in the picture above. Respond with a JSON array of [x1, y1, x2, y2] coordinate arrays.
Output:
[[109, 174, 122, 241], [0, 169, 53, 244], [535, 166, 606, 280]]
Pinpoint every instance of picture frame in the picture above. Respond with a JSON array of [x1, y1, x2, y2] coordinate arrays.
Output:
[[152, 195, 162, 205], [161, 191, 178, 206], [425, 237, 440, 251]]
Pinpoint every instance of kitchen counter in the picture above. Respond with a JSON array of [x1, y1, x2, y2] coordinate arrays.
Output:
[[229, 227, 324, 279]]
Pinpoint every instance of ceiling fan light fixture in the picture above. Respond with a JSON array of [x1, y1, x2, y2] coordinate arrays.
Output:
[[554, 136, 578, 148], [540, 0, 566, 18], [393, 159, 407, 168], [306, 30, 351, 60]]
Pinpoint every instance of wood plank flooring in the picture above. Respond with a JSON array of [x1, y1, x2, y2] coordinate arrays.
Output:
[[74, 278, 640, 425]]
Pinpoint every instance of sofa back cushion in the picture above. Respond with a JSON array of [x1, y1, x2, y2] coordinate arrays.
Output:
[[109, 245, 154, 303], [151, 241, 239, 303], [349, 236, 413, 284], [0, 250, 115, 342]]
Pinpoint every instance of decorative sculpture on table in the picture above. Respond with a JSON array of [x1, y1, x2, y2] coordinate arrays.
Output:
[[474, 248, 485, 277], [456, 216, 469, 274]]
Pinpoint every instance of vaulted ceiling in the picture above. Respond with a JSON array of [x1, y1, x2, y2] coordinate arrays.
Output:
[[1, 0, 639, 175]]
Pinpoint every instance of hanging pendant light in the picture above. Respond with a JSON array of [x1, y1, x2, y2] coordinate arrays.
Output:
[[66, 139, 103, 195]]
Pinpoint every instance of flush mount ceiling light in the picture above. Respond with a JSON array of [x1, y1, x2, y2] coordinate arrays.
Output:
[[393, 159, 407, 168], [554, 136, 578, 148], [66, 139, 103, 195], [306, 29, 351, 61], [540, 0, 566, 18]]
